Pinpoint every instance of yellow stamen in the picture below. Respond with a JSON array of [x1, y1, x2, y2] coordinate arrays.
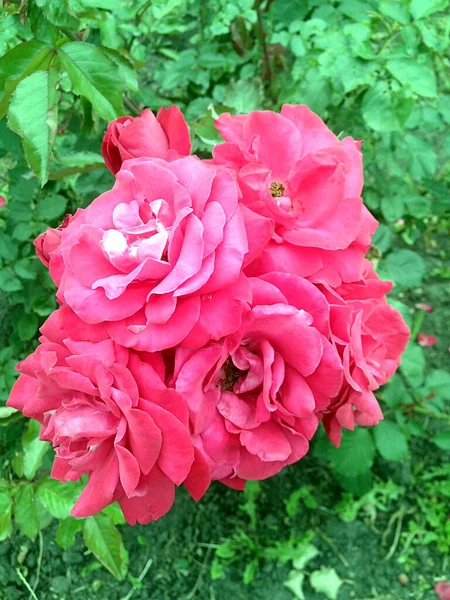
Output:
[[269, 181, 285, 198]]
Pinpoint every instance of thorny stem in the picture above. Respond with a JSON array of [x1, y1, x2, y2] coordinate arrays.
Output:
[[124, 96, 141, 116], [254, 0, 276, 104]]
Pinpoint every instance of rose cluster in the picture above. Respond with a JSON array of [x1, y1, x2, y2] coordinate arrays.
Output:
[[8, 105, 409, 524]]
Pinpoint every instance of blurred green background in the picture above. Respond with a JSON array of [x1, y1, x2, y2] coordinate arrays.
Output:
[[0, 1, 449, 599]]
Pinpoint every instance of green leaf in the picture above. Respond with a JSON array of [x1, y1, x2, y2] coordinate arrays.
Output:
[[0, 41, 53, 119], [400, 343, 426, 387], [379, 1, 410, 24], [410, 0, 449, 20], [439, 95, 450, 125], [381, 196, 404, 222], [404, 195, 429, 218], [292, 544, 320, 570], [401, 134, 437, 180], [243, 559, 259, 584], [38, 479, 82, 519], [372, 224, 392, 254], [56, 517, 84, 550], [330, 428, 375, 477], [433, 431, 450, 450], [284, 571, 305, 600], [101, 48, 139, 92], [386, 59, 437, 98], [0, 234, 19, 261], [222, 79, 264, 114], [0, 406, 18, 420], [362, 82, 400, 132], [57, 42, 124, 121], [310, 568, 343, 600], [83, 513, 128, 580], [423, 370, 450, 403], [382, 375, 412, 408], [49, 152, 105, 180], [374, 420, 409, 462], [18, 312, 39, 341], [101, 502, 126, 525], [35, 0, 80, 28], [14, 485, 41, 539], [14, 258, 38, 280], [22, 419, 50, 480], [12, 223, 35, 242], [8, 69, 59, 185], [37, 193, 67, 221], [0, 492, 12, 541], [384, 249, 426, 289]]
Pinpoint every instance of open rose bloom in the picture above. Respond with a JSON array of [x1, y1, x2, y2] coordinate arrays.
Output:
[[8, 104, 409, 525]]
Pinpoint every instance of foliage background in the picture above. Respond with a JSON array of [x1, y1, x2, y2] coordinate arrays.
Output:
[[0, 0, 449, 599]]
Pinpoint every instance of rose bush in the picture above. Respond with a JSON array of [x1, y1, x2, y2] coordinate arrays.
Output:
[[8, 104, 409, 525]]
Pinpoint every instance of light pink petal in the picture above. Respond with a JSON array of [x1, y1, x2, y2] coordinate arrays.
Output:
[[151, 214, 204, 294]]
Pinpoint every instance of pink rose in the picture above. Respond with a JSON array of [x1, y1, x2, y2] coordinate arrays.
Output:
[[213, 105, 378, 286], [102, 106, 191, 174], [319, 262, 410, 445], [34, 213, 80, 285], [0, 195, 6, 207], [53, 156, 271, 351], [173, 272, 343, 487], [7, 306, 210, 524], [436, 582, 450, 600]]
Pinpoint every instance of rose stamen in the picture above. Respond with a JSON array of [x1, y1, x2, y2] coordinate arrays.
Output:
[[269, 181, 286, 198], [220, 357, 247, 392]]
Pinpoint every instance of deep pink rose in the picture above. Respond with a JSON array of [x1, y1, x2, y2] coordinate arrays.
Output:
[[102, 106, 191, 174], [7, 306, 210, 524], [52, 156, 271, 351], [319, 262, 410, 445], [213, 105, 378, 286], [173, 273, 343, 487]]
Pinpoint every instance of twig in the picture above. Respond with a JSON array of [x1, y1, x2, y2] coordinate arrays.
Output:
[[124, 97, 141, 116], [120, 557, 153, 600], [32, 532, 44, 595], [314, 527, 350, 568], [385, 508, 405, 560], [16, 569, 40, 600], [254, 0, 275, 102], [186, 547, 212, 600]]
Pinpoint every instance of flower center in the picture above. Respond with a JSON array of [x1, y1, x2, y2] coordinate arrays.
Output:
[[269, 181, 286, 198], [220, 357, 247, 392]]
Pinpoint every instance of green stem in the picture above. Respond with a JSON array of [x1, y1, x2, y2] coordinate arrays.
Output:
[[410, 309, 425, 341]]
